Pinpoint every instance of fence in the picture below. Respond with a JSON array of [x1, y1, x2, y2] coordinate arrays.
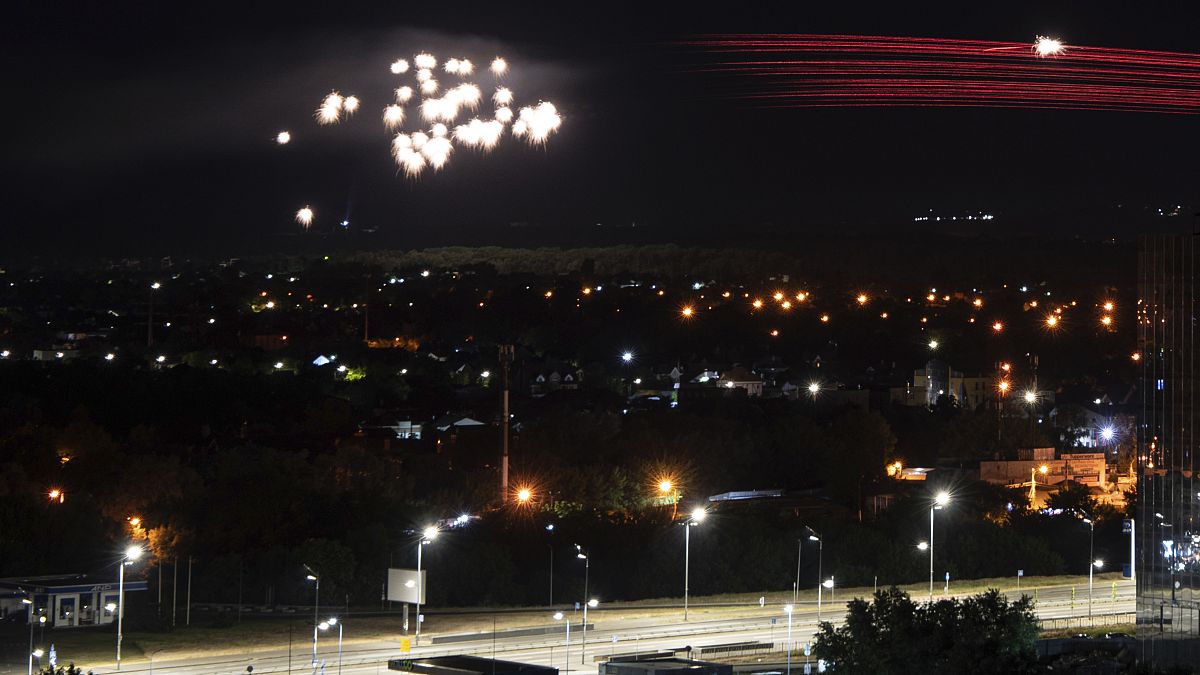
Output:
[[1037, 612, 1136, 631]]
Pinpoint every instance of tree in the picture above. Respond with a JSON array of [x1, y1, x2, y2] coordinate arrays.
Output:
[[813, 587, 1039, 674]]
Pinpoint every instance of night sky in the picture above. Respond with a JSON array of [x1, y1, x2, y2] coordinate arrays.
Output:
[[5, 1, 1199, 258]]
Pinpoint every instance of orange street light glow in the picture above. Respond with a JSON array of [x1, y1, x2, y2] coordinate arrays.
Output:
[[1103, 301, 1114, 311], [1045, 315, 1059, 328], [769, 329, 780, 337], [992, 321, 1004, 332], [972, 298, 983, 307], [856, 293, 868, 305], [752, 299, 764, 309], [819, 314, 830, 323], [998, 380, 1011, 394], [1131, 352, 1142, 361], [772, 292, 784, 302], [1101, 315, 1113, 326], [681, 306, 694, 318], [781, 300, 792, 310], [795, 292, 808, 302]]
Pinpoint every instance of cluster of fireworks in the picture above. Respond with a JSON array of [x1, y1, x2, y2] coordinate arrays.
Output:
[[283, 50, 559, 228], [284, 51, 562, 227], [688, 34, 1200, 114]]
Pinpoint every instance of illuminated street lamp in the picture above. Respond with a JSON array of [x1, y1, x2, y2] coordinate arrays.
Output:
[[928, 492, 950, 602], [621, 351, 634, 363], [117, 545, 144, 670], [580, 598, 598, 664], [415, 526, 438, 644], [303, 565, 320, 664], [683, 507, 706, 621], [553, 611, 571, 675], [1030, 464, 1049, 504], [807, 382, 820, 401], [574, 544, 590, 657], [807, 527, 824, 624], [318, 617, 343, 675]]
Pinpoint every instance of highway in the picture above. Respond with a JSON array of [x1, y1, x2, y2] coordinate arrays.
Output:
[[65, 581, 1135, 675]]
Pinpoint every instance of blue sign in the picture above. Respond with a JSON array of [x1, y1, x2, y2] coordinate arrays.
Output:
[[1018, 570, 1024, 577], [1123, 519, 1133, 534]]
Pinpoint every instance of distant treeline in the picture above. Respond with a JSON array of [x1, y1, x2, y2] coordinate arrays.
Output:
[[337, 237, 1132, 288]]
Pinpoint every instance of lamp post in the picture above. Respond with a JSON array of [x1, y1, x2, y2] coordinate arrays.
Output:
[[1082, 517, 1097, 618], [22, 597, 34, 675], [553, 611, 571, 675], [683, 507, 706, 621], [147, 282, 161, 347], [117, 545, 144, 670], [573, 545, 590, 658], [318, 618, 343, 675], [807, 528, 823, 624], [303, 565, 319, 666], [792, 538, 803, 607], [929, 492, 950, 602], [31, 650, 43, 675], [580, 599, 598, 663], [783, 604, 794, 675], [1029, 464, 1048, 505], [416, 526, 438, 645]]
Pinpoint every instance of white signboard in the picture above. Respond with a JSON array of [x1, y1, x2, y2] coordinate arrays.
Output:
[[387, 568, 426, 604]]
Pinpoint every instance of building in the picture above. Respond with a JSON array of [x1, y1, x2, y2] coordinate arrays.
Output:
[[894, 360, 993, 409], [979, 452, 1108, 489], [1137, 234, 1200, 665], [0, 574, 148, 628], [600, 657, 732, 675], [717, 366, 763, 397]]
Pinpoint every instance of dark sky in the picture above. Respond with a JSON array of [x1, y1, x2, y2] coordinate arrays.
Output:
[[4, 1, 1198, 258]]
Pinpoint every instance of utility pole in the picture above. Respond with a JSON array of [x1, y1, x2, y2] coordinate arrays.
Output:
[[499, 344, 514, 502]]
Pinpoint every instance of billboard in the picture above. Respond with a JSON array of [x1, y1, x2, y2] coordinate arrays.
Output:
[[387, 568, 426, 604]]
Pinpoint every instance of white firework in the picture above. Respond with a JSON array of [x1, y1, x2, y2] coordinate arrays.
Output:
[[495, 107, 513, 123], [391, 59, 410, 74], [276, 130, 291, 144], [1033, 35, 1066, 57], [396, 86, 414, 103], [343, 96, 360, 114], [511, 119, 528, 137], [444, 58, 461, 74], [457, 59, 473, 75], [453, 83, 482, 109], [420, 97, 459, 122], [416, 68, 432, 83], [322, 91, 344, 110], [391, 133, 413, 163], [420, 78, 439, 95], [517, 102, 561, 143], [316, 103, 339, 124], [493, 87, 513, 105], [395, 147, 426, 177], [411, 131, 429, 150], [454, 118, 503, 150], [414, 53, 437, 69], [421, 136, 453, 168], [431, 122, 448, 138], [296, 206, 314, 227], [383, 104, 405, 128], [491, 57, 507, 76]]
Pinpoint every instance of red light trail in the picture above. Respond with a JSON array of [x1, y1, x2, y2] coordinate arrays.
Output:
[[686, 35, 1200, 114]]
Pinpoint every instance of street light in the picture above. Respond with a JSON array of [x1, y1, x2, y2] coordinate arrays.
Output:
[[553, 611, 571, 675], [415, 526, 438, 644], [1030, 464, 1049, 504], [117, 545, 144, 670], [683, 507, 706, 621], [318, 617, 343, 675], [807, 527, 824, 624], [929, 492, 950, 602], [1081, 518, 1099, 617], [621, 351, 634, 363], [581, 599, 598, 664], [303, 565, 320, 665], [22, 597, 36, 675], [574, 545, 590, 658]]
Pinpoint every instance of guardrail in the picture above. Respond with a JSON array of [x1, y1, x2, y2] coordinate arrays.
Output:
[[1038, 612, 1136, 631]]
